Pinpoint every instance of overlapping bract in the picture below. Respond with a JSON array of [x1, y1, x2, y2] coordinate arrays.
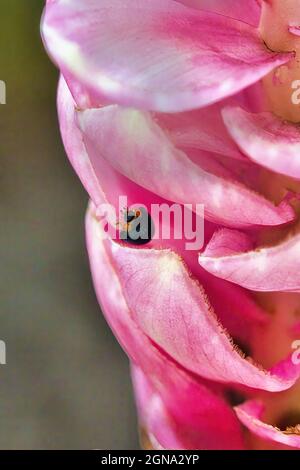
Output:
[[42, 0, 300, 449]]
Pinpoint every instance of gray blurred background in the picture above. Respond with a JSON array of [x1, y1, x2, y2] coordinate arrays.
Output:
[[0, 0, 138, 449]]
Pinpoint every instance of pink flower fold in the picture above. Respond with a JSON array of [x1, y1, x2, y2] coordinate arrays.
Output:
[[41, 0, 300, 450]]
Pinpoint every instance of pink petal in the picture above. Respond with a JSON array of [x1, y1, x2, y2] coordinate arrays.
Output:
[[58, 75, 160, 208], [202, 228, 254, 257], [57, 76, 106, 207], [289, 26, 300, 37], [172, 245, 270, 346], [158, 103, 245, 161], [291, 321, 300, 336], [179, 0, 261, 26], [77, 105, 294, 228], [86, 203, 245, 450], [223, 106, 300, 179], [235, 401, 300, 449], [199, 229, 300, 292], [87, 209, 300, 392], [58, 75, 206, 254], [59, 75, 269, 350], [60, 75, 292, 391], [201, 276, 269, 346], [185, 239, 270, 347], [132, 365, 244, 450], [132, 365, 184, 450], [41, 0, 292, 112]]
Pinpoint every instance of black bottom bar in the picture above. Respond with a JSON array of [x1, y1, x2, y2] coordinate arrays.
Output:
[[0, 450, 298, 465]]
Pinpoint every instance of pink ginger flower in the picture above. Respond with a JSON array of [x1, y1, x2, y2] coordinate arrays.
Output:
[[41, 0, 300, 450]]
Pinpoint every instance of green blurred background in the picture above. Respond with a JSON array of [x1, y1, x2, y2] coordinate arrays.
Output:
[[0, 0, 138, 449]]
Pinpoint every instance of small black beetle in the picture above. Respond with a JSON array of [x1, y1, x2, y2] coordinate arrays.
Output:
[[120, 207, 154, 246]]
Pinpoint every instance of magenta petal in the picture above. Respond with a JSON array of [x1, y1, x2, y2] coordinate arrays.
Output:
[[181, 248, 270, 345], [132, 366, 244, 450], [289, 26, 300, 37], [223, 106, 300, 179], [57, 76, 107, 207], [58, 76, 208, 255], [202, 228, 254, 258], [179, 0, 261, 26], [77, 105, 294, 228], [158, 104, 245, 161], [199, 229, 300, 292], [132, 365, 185, 450], [235, 401, 300, 449], [88, 219, 300, 392], [58, 75, 161, 209], [202, 279, 269, 347], [86, 204, 245, 450], [41, 0, 292, 112], [59, 75, 270, 351]]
